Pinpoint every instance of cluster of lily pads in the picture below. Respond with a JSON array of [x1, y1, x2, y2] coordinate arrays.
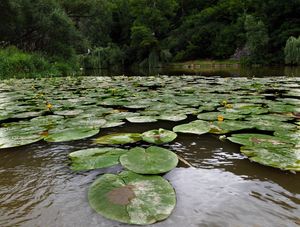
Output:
[[0, 75, 299, 223], [69, 129, 179, 224]]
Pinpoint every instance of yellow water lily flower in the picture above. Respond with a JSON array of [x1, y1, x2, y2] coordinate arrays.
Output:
[[217, 115, 224, 122]]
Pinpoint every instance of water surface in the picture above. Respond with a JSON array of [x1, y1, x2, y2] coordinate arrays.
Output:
[[0, 71, 299, 227]]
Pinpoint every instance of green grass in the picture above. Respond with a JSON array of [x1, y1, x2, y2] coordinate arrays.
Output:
[[0, 46, 78, 78]]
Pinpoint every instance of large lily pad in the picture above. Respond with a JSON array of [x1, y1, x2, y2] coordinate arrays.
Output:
[[247, 119, 297, 132], [94, 133, 142, 145], [142, 129, 177, 144], [126, 116, 157, 123], [173, 120, 210, 135], [69, 147, 127, 171], [240, 146, 300, 171], [197, 112, 243, 121], [101, 120, 125, 128], [228, 133, 294, 148], [120, 146, 178, 174], [0, 130, 42, 148], [44, 127, 99, 142], [88, 171, 176, 225], [0, 122, 44, 148], [209, 120, 254, 134], [157, 113, 187, 122]]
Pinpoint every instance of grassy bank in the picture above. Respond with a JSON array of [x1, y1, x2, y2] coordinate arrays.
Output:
[[0, 47, 78, 78]]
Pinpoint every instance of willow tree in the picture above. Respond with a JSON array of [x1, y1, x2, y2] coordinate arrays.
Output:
[[284, 36, 300, 65]]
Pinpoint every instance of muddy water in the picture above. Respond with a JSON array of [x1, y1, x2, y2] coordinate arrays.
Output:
[[0, 120, 299, 227]]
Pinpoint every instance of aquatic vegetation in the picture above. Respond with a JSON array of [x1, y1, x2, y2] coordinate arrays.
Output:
[[88, 171, 176, 225], [0, 75, 299, 224]]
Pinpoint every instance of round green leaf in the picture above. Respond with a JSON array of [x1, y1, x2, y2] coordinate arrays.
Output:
[[158, 113, 187, 121], [120, 146, 178, 174], [69, 147, 127, 171], [0, 122, 43, 148], [197, 112, 243, 121], [88, 171, 176, 225], [101, 120, 125, 128], [126, 116, 157, 123], [209, 120, 254, 134], [247, 119, 297, 132], [142, 128, 177, 144], [173, 120, 210, 135], [44, 127, 99, 142], [241, 146, 300, 171], [228, 133, 294, 148], [94, 133, 142, 145]]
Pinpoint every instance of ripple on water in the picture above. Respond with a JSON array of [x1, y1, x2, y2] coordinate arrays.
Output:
[[0, 134, 299, 227]]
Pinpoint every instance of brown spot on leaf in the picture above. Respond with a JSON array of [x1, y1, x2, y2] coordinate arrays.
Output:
[[251, 138, 261, 144], [292, 112, 300, 119], [107, 185, 135, 205], [40, 130, 49, 136], [251, 138, 284, 145]]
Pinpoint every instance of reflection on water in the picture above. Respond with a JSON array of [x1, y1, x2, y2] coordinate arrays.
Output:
[[0, 122, 299, 227], [0, 72, 299, 226], [86, 66, 300, 78]]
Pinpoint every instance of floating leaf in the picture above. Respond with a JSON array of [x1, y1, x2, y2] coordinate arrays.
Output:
[[120, 146, 178, 174], [101, 121, 125, 128], [247, 119, 297, 131], [228, 133, 293, 148], [126, 116, 157, 123], [88, 171, 176, 225], [94, 133, 142, 145], [0, 121, 43, 148], [69, 147, 127, 171], [209, 120, 254, 134], [173, 120, 210, 135], [197, 112, 243, 121], [274, 129, 300, 144], [44, 127, 99, 142], [158, 113, 187, 122], [142, 129, 177, 144], [240, 146, 300, 171]]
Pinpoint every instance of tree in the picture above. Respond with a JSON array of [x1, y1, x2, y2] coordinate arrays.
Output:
[[244, 15, 269, 64], [284, 36, 300, 65]]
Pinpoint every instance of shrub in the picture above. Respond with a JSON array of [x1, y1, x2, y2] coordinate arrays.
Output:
[[0, 46, 77, 78]]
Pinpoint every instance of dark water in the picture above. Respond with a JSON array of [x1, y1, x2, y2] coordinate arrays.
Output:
[[0, 120, 299, 227], [86, 65, 300, 78], [0, 68, 300, 227]]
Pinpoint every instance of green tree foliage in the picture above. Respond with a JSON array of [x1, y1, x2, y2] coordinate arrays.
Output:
[[244, 15, 269, 64], [1, 0, 299, 69], [284, 36, 300, 65]]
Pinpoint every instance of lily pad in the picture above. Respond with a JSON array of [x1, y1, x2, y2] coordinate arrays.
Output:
[[44, 127, 99, 142], [197, 112, 243, 121], [101, 120, 125, 128], [142, 129, 177, 144], [0, 131, 42, 148], [0, 122, 44, 148], [94, 133, 142, 145], [173, 120, 210, 135], [69, 147, 127, 171], [274, 129, 300, 144], [88, 171, 176, 225], [240, 146, 300, 171], [126, 116, 157, 123], [120, 146, 178, 174], [158, 113, 187, 122], [228, 133, 293, 148], [247, 119, 297, 131], [209, 120, 254, 134]]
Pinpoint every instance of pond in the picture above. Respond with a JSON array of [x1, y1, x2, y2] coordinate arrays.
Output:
[[0, 68, 299, 226]]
